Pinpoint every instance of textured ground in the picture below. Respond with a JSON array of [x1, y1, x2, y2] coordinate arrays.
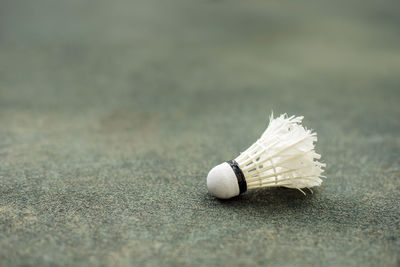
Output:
[[0, 0, 399, 266]]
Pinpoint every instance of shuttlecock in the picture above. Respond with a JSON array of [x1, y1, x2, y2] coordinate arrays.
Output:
[[207, 113, 326, 199]]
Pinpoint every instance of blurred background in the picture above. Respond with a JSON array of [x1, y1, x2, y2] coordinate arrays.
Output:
[[1, 0, 399, 266]]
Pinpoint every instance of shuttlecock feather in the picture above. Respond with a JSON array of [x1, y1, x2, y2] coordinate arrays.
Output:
[[207, 113, 326, 199]]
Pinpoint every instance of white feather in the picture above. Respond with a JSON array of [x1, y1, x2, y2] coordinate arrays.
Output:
[[235, 113, 325, 192]]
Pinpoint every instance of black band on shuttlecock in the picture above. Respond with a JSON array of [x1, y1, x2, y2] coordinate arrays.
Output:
[[227, 160, 247, 194]]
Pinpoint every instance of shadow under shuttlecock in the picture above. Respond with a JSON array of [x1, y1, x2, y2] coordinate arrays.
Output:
[[213, 187, 316, 207]]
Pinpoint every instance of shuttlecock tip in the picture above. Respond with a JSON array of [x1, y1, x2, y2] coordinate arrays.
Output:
[[207, 162, 240, 199]]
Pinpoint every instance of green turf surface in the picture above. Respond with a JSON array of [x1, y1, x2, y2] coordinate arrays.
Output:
[[1, 0, 399, 266]]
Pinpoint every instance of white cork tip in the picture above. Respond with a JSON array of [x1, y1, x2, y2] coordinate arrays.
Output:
[[207, 162, 240, 199]]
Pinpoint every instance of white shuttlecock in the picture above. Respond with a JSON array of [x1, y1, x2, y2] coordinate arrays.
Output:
[[207, 113, 326, 199]]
